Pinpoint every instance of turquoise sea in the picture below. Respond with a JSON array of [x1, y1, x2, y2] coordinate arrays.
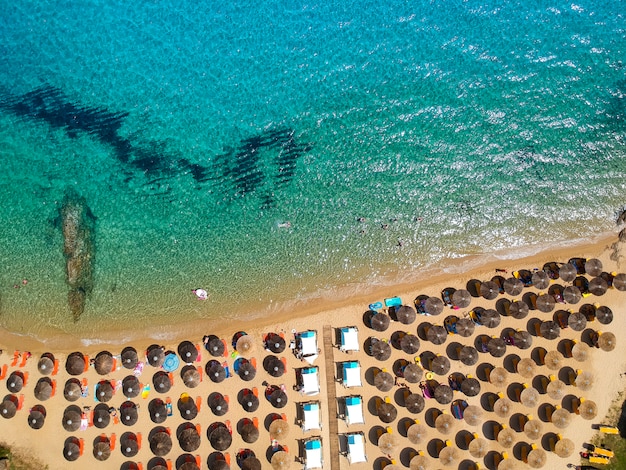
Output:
[[0, 1, 625, 342]]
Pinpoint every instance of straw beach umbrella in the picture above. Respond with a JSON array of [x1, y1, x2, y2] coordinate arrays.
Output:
[[516, 358, 537, 379], [520, 387, 539, 408], [208, 425, 232, 451], [513, 331, 533, 350], [241, 457, 262, 470], [95, 380, 114, 402], [435, 384, 453, 404], [93, 438, 111, 461], [481, 309, 500, 329], [179, 424, 201, 451], [432, 356, 451, 375], [579, 399, 598, 419], [264, 333, 286, 353], [121, 347, 139, 369], [206, 361, 226, 383], [405, 393, 425, 413], [469, 437, 488, 458], [410, 454, 429, 470], [92, 404, 110, 429], [178, 341, 198, 363], [427, 325, 448, 345], [497, 427, 516, 448], [34, 377, 52, 401], [371, 312, 391, 331], [585, 258, 603, 276], [489, 367, 509, 387], [208, 393, 228, 417], [559, 264, 577, 282], [240, 391, 259, 413], [63, 379, 82, 402], [150, 431, 173, 456], [547, 379, 566, 400], [236, 335, 255, 357], [439, 446, 459, 466], [551, 408, 572, 429], [509, 301, 529, 320], [403, 363, 424, 383], [435, 413, 455, 435], [123, 375, 141, 398], [401, 334, 420, 354], [461, 377, 481, 397], [206, 336, 226, 357], [95, 351, 114, 375], [555, 438, 575, 457], [397, 305, 417, 324], [572, 342, 590, 362], [149, 399, 168, 424], [264, 356, 285, 377], [536, 294, 555, 312], [178, 395, 198, 420], [460, 346, 479, 366], [0, 396, 17, 420], [271, 451, 291, 470], [568, 312, 587, 331], [407, 422, 428, 444], [527, 448, 547, 468], [589, 277, 608, 296], [504, 278, 524, 295], [425, 297, 444, 315], [269, 418, 290, 440], [463, 405, 483, 426], [371, 340, 392, 361], [575, 371, 594, 391], [452, 289, 472, 308], [63, 437, 81, 462], [598, 332, 616, 351], [153, 371, 172, 393], [181, 366, 200, 388], [146, 345, 165, 367], [120, 432, 139, 457], [596, 306, 613, 324], [488, 338, 507, 357], [614, 273, 626, 290], [532, 271, 550, 289], [62, 405, 82, 432], [378, 402, 398, 423], [374, 371, 394, 392], [120, 401, 138, 426], [267, 388, 288, 408], [378, 432, 399, 455], [37, 353, 55, 375], [524, 418, 543, 440], [481, 281, 500, 300], [494, 397, 513, 418], [27, 404, 46, 430], [457, 317, 477, 335], [563, 286, 582, 304], [544, 351, 562, 370], [65, 352, 86, 376], [539, 321, 560, 340]]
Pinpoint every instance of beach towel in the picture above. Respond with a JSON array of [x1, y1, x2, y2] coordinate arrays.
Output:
[[133, 362, 144, 377]]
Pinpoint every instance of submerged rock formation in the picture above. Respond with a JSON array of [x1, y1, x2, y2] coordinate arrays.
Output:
[[59, 188, 96, 322]]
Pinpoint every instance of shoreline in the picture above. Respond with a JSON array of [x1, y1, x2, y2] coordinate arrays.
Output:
[[1, 230, 620, 353]]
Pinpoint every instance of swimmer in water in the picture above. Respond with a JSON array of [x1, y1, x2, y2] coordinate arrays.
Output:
[[278, 221, 292, 229]]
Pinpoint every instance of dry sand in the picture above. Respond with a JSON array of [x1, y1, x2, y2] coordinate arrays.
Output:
[[1, 232, 626, 470]]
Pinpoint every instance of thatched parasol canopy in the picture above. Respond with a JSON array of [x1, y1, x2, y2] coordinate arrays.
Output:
[[536, 294, 555, 313], [527, 448, 547, 468], [120, 432, 139, 457], [146, 345, 165, 367], [265, 333, 286, 353], [481, 309, 501, 329], [271, 451, 291, 470], [497, 427, 516, 448], [461, 377, 481, 397], [544, 350, 563, 370], [427, 325, 448, 345], [513, 331, 533, 350], [27, 405, 46, 429], [374, 371, 394, 392], [121, 347, 139, 369], [407, 422, 428, 444], [34, 377, 53, 401], [598, 332, 616, 351], [425, 297, 444, 315], [596, 306, 613, 324], [178, 396, 198, 420], [150, 431, 173, 456], [509, 301, 529, 320], [559, 264, 577, 282], [405, 394, 425, 414], [62, 405, 82, 431], [469, 437, 488, 458], [178, 341, 198, 363], [463, 405, 483, 426], [614, 273, 626, 290], [488, 338, 507, 357], [489, 367, 509, 387], [264, 356, 285, 377], [504, 278, 524, 296], [439, 446, 459, 466], [516, 358, 537, 378], [579, 399, 598, 420], [63, 437, 81, 461], [493, 397, 513, 419], [532, 271, 550, 289], [524, 418, 543, 440], [378, 402, 398, 423], [206, 336, 226, 357], [120, 401, 138, 426], [401, 334, 420, 354], [547, 379, 566, 400], [397, 305, 417, 324], [572, 342, 590, 362], [92, 403, 111, 429], [481, 281, 500, 300], [37, 353, 55, 375], [371, 340, 392, 361], [409, 454, 429, 470], [403, 363, 424, 383], [563, 286, 582, 304], [63, 378, 82, 402], [539, 321, 560, 340], [241, 457, 262, 470], [122, 375, 141, 398], [378, 432, 399, 455], [551, 408, 572, 429], [575, 371, 594, 391], [457, 317, 477, 336], [268, 389, 288, 408], [65, 352, 86, 376], [208, 393, 229, 417], [585, 258, 603, 276], [435, 384, 453, 404], [95, 351, 114, 375], [240, 422, 259, 443], [209, 426, 232, 451], [520, 387, 539, 408], [149, 398, 168, 424], [206, 362, 226, 383], [153, 371, 172, 393], [236, 335, 255, 357], [554, 438, 575, 457], [435, 413, 455, 435], [432, 356, 451, 375], [370, 312, 391, 331], [179, 425, 201, 451], [181, 366, 200, 388], [452, 289, 471, 308], [568, 312, 587, 331], [460, 346, 479, 366], [95, 380, 114, 402], [269, 418, 290, 440]]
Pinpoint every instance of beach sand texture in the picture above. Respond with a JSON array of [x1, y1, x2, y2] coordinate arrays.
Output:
[[1, 235, 626, 470]]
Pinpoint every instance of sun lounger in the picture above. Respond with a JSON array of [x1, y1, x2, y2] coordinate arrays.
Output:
[[301, 401, 321, 431], [10, 351, 19, 367], [344, 396, 364, 425], [341, 361, 362, 388], [296, 367, 320, 396], [340, 327, 359, 353], [295, 330, 319, 364], [384, 297, 402, 308], [346, 432, 367, 464], [303, 437, 323, 469], [0, 365, 7, 380]]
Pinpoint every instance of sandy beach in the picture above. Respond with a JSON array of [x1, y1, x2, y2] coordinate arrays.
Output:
[[1, 232, 626, 470]]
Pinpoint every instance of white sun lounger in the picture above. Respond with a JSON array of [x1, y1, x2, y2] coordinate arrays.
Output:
[[341, 361, 362, 387], [304, 437, 323, 469], [340, 327, 359, 353], [346, 432, 367, 464], [344, 396, 364, 425], [301, 401, 321, 431], [299, 367, 320, 396], [296, 330, 319, 364]]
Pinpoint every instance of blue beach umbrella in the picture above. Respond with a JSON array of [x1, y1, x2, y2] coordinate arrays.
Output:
[[163, 354, 180, 373]]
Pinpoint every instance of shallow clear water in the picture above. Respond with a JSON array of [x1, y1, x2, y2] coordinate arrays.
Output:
[[0, 0, 625, 341]]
